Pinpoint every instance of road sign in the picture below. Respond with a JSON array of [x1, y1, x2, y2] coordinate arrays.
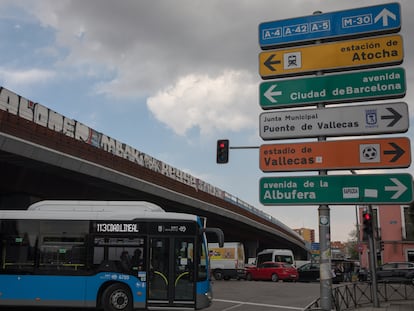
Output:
[[260, 102, 409, 140], [259, 173, 413, 205], [259, 34, 403, 79], [260, 137, 410, 172], [259, 2, 401, 49], [259, 67, 406, 109]]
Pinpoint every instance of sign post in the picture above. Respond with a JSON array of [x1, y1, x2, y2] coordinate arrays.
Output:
[[259, 67, 406, 109], [260, 102, 409, 140], [258, 3, 405, 310], [260, 137, 410, 172], [259, 3, 401, 49], [259, 173, 413, 205], [259, 34, 403, 79]]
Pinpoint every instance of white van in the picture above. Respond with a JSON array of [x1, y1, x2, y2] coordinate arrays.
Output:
[[208, 242, 245, 280], [256, 249, 295, 266]]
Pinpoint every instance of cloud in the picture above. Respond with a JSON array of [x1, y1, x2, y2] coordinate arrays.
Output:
[[0, 68, 56, 86], [147, 70, 259, 136]]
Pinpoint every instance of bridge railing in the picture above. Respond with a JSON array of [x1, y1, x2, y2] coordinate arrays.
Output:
[[223, 191, 304, 241], [304, 282, 414, 310]]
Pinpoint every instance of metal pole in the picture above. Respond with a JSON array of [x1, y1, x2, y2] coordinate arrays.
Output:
[[367, 204, 380, 307], [351, 171, 361, 268], [355, 205, 361, 269], [312, 9, 332, 306], [315, 65, 332, 311], [319, 202, 332, 310]]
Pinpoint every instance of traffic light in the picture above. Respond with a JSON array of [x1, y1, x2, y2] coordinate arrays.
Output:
[[362, 211, 373, 237], [216, 139, 229, 164]]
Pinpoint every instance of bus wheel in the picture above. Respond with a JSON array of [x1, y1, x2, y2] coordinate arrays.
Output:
[[102, 283, 132, 311]]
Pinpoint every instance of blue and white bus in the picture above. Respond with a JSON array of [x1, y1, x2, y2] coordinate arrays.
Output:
[[0, 200, 224, 310]]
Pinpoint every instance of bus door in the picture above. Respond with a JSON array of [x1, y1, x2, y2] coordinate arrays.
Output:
[[148, 236, 196, 308]]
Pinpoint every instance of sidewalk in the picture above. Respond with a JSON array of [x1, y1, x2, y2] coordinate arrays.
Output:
[[355, 301, 414, 311]]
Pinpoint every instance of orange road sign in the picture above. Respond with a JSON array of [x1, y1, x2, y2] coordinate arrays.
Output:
[[260, 137, 410, 172], [259, 34, 403, 79]]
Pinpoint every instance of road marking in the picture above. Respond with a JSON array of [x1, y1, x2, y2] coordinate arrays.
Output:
[[222, 303, 244, 311], [214, 299, 303, 310]]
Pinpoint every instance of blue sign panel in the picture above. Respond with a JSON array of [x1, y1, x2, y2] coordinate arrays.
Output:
[[259, 3, 401, 49], [311, 243, 320, 251]]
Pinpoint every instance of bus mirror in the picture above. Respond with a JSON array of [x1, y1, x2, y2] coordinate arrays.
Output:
[[203, 228, 224, 247]]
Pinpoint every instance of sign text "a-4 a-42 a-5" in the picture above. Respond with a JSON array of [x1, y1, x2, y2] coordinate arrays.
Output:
[[259, 2, 401, 49]]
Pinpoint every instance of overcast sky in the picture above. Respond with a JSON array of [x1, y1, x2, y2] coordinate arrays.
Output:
[[1, 0, 413, 242]]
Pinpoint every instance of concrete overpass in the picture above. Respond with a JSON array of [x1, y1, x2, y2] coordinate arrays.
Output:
[[0, 86, 309, 259]]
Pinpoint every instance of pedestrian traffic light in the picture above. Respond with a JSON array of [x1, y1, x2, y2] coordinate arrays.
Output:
[[363, 211, 373, 237], [216, 139, 229, 164]]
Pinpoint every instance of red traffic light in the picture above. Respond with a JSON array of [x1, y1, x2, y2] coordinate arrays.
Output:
[[362, 211, 373, 238], [363, 212, 372, 221], [216, 139, 229, 164]]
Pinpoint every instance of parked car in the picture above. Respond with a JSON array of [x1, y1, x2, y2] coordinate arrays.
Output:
[[376, 262, 414, 284], [358, 267, 370, 281], [245, 261, 298, 282], [297, 262, 342, 284]]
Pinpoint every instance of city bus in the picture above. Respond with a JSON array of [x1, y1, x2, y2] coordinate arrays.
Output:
[[0, 200, 224, 310]]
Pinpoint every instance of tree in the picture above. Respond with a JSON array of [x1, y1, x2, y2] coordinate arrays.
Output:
[[345, 228, 359, 260]]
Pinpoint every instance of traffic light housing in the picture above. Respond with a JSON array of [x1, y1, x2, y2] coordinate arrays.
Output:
[[362, 211, 373, 237], [216, 139, 229, 164]]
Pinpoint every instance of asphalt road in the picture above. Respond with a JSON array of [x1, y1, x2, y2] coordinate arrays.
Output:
[[206, 279, 320, 311], [2, 280, 320, 311]]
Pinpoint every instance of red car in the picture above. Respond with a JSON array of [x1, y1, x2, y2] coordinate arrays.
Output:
[[246, 261, 298, 282]]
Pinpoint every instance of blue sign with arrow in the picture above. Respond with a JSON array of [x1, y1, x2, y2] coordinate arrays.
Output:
[[259, 2, 401, 49]]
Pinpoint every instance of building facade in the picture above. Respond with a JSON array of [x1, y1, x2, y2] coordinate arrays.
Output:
[[359, 204, 414, 268], [293, 227, 315, 243]]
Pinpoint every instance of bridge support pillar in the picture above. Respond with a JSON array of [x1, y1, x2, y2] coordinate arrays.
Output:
[[244, 240, 259, 262]]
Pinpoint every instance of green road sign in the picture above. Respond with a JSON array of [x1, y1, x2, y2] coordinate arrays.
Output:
[[260, 173, 413, 205], [260, 67, 405, 109]]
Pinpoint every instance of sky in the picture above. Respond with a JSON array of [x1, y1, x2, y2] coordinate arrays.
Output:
[[0, 0, 413, 242]]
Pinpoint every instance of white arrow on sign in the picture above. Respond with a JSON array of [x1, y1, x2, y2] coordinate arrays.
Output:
[[385, 178, 407, 199], [374, 8, 396, 27], [264, 84, 282, 103]]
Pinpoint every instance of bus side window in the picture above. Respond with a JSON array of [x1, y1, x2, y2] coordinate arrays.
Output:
[[132, 248, 144, 271], [120, 251, 132, 272], [1, 236, 35, 272]]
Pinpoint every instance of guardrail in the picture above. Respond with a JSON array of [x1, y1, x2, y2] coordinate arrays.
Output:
[[304, 282, 414, 310]]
